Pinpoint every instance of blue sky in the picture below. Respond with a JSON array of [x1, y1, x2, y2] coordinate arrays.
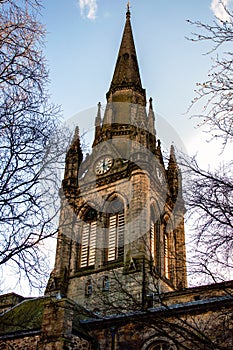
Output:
[[42, 0, 232, 164]]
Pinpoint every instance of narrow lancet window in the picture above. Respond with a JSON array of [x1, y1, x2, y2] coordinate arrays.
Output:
[[150, 208, 156, 260], [106, 197, 125, 262], [164, 232, 169, 279], [80, 209, 97, 268]]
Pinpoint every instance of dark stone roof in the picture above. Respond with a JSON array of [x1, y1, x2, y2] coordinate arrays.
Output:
[[0, 292, 25, 313], [0, 296, 47, 337], [0, 295, 96, 340], [80, 294, 233, 329]]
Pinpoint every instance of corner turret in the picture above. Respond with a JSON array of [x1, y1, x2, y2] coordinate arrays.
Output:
[[63, 126, 83, 188], [167, 145, 180, 200]]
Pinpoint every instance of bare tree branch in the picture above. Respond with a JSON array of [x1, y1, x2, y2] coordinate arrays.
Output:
[[187, 7, 233, 146], [0, 0, 70, 291]]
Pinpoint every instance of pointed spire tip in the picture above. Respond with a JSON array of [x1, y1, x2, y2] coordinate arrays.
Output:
[[72, 126, 80, 144], [126, 1, 131, 18], [169, 144, 177, 162]]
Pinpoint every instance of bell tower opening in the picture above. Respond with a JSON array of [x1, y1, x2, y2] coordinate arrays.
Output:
[[150, 206, 158, 263], [79, 209, 97, 269], [164, 231, 169, 280], [105, 197, 125, 263]]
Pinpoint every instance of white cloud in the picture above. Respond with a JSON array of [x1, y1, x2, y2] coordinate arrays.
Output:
[[79, 0, 98, 20], [210, 0, 232, 22]]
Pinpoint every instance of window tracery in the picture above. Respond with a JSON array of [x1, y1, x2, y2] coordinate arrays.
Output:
[[149, 342, 175, 350], [143, 340, 176, 350]]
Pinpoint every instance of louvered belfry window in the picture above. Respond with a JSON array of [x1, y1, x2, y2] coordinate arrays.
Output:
[[164, 232, 169, 279], [150, 207, 156, 261], [106, 198, 125, 262], [80, 209, 97, 268]]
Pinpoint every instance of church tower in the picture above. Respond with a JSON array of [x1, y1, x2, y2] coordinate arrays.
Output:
[[46, 7, 187, 312]]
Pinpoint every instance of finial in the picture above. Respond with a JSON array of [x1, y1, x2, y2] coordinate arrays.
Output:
[[170, 144, 175, 154], [71, 126, 80, 144], [97, 102, 101, 119], [169, 144, 176, 163], [149, 97, 153, 109], [126, 1, 131, 18], [74, 126, 80, 139], [95, 102, 102, 127]]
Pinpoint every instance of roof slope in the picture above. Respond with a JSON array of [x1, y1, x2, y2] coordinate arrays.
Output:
[[0, 297, 47, 336]]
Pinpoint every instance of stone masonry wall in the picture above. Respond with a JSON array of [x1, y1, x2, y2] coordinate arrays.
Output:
[[0, 334, 40, 350]]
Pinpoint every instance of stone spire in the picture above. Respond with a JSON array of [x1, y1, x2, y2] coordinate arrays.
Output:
[[106, 6, 146, 105]]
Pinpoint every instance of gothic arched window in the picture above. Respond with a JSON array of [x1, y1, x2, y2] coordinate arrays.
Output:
[[105, 197, 125, 263], [79, 209, 97, 268], [149, 342, 175, 350], [143, 340, 176, 350]]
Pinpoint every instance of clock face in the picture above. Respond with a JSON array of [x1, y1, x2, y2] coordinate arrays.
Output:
[[95, 157, 113, 175]]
